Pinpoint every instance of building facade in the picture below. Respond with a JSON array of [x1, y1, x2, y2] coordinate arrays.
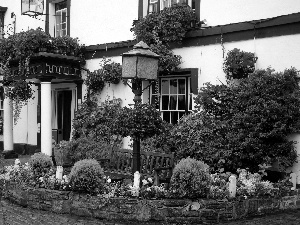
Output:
[[0, 0, 300, 172]]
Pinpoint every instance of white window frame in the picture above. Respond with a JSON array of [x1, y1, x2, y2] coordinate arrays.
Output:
[[150, 76, 192, 124], [55, 2, 67, 37]]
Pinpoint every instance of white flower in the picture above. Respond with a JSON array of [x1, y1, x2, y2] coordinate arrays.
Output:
[[142, 179, 148, 185], [14, 159, 21, 165], [107, 178, 111, 183], [39, 177, 44, 182], [147, 177, 153, 183]]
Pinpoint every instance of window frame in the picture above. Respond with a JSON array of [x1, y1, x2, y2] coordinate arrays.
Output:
[[148, 0, 194, 15], [55, 1, 67, 37], [45, 0, 70, 36], [147, 68, 198, 124]]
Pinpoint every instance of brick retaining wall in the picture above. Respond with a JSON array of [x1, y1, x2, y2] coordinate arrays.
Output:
[[3, 184, 300, 224]]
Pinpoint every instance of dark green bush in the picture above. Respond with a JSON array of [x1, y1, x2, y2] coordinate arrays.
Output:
[[29, 152, 53, 177], [68, 137, 116, 163], [69, 159, 105, 195], [170, 68, 300, 172], [169, 157, 210, 199]]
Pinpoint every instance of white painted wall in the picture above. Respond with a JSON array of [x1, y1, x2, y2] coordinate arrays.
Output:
[[1, 0, 45, 36], [70, 0, 138, 45], [201, 0, 300, 26], [173, 33, 300, 89]]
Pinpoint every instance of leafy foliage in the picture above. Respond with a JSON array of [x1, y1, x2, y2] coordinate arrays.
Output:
[[131, 4, 198, 44], [28, 153, 53, 178], [140, 121, 174, 153], [115, 103, 165, 140], [65, 137, 116, 164], [170, 68, 300, 172], [69, 159, 105, 195], [149, 41, 182, 73], [85, 58, 122, 94], [223, 48, 257, 80], [72, 98, 122, 143], [169, 157, 210, 199], [131, 4, 196, 72]]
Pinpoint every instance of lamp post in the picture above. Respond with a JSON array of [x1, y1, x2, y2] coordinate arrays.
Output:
[[122, 41, 159, 173]]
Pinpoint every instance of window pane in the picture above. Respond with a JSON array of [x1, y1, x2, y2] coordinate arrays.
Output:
[[161, 79, 169, 94], [62, 10, 67, 23], [169, 95, 177, 110], [163, 111, 170, 123], [62, 30, 67, 36], [171, 111, 178, 124], [178, 79, 185, 94], [179, 0, 187, 4], [170, 79, 177, 94], [178, 95, 185, 110], [62, 23, 66, 30], [162, 96, 169, 110]]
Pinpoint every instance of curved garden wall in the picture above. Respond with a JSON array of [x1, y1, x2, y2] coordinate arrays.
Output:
[[3, 183, 300, 224]]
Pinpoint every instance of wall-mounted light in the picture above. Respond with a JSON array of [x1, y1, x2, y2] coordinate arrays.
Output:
[[21, 0, 44, 17]]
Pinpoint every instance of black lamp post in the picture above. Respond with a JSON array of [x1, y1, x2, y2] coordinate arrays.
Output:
[[122, 41, 159, 173]]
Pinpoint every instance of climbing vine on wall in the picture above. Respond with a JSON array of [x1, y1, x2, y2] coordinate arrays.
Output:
[[131, 3, 199, 73]]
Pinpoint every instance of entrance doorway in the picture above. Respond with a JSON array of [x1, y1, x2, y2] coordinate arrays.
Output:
[[52, 89, 73, 143]]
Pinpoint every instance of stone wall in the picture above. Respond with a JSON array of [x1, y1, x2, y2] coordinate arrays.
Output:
[[3, 184, 300, 224]]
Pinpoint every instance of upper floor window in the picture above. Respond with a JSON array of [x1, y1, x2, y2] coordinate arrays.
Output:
[[148, 0, 195, 14], [45, 0, 70, 37], [55, 1, 67, 37]]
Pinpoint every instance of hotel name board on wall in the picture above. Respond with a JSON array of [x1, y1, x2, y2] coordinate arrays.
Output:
[[11, 62, 81, 78]]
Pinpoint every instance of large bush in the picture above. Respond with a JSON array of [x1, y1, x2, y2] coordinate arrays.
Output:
[[170, 68, 300, 172], [169, 157, 210, 199], [69, 159, 105, 195]]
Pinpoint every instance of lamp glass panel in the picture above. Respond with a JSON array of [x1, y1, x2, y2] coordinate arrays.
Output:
[[122, 56, 137, 78], [21, 0, 30, 13], [137, 56, 158, 80]]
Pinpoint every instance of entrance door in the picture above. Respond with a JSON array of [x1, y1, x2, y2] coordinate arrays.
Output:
[[56, 90, 72, 141]]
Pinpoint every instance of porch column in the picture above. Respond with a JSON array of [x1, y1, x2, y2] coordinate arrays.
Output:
[[3, 91, 13, 151], [40, 80, 52, 156]]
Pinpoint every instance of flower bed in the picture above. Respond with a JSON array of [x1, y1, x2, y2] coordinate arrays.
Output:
[[3, 183, 300, 224]]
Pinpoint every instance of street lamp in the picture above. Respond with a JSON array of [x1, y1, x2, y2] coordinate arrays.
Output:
[[122, 41, 159, 173]]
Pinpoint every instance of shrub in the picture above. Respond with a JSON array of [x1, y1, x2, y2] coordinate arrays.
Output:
[[69, 159, 105, 195], [169, 157, 210, 199], [68, 137, 115, 163], [171, 68, 300, 172], [72, 98, 122, 144], [28, 153, 53, 178]]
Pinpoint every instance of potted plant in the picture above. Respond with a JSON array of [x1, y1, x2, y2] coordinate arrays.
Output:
[[223, 48, 258, 80]]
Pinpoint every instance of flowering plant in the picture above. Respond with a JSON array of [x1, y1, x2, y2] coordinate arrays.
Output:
[[0, 159, 33, 187], [208, 173, 230, 199], [139, 177, 167, 199], [236, 168, 280, 198]]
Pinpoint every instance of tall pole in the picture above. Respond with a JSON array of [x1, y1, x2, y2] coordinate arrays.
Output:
[[132, 78, 142, 173]]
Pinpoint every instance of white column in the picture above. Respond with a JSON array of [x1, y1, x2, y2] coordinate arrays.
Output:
[[41, 81, 52, 156], [3, 93, 13, 151]]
